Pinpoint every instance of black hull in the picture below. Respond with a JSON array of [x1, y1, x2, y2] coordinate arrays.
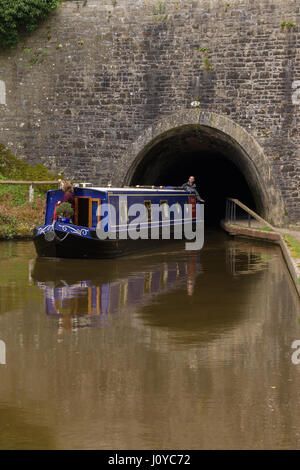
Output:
[[34, 230, 186, 259]]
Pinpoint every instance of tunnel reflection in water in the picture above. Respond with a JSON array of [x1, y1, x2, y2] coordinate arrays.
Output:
[[126, 125, 264, 225]]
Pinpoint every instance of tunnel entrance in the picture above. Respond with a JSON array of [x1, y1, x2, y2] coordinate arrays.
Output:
[[125, 125, 264, 227]]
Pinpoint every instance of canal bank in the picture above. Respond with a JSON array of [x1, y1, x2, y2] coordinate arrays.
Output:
[[0, 200, 43, 240], [221, 218, 300, 299]]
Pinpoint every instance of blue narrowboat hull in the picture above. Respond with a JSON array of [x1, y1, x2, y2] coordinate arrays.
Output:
[[33, 224, 190, 259]]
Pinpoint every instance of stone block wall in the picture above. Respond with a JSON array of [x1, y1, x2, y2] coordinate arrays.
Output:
[[0, 0, 299, 222]]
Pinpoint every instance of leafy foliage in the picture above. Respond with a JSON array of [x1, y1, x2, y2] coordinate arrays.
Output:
[[56, 202, 74, 217], [0, 193, 46, 238], [0, 0, 59, 48], [0, 144, 59, 238]]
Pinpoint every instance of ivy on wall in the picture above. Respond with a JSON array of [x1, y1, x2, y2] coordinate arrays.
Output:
[[0, 0, 59, 48]]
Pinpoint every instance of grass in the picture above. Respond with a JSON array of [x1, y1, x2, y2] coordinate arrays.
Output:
[[284, 234, 300, 259], [0, 143, 59, 239], [233, 223, 274, 232], [152, 1, 168, 22]]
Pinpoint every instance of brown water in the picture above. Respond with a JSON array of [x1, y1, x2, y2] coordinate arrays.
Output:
[[0, 230, 300, 450]]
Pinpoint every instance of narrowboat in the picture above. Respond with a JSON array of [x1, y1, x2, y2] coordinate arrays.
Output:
[[33, 185, 204, 259]]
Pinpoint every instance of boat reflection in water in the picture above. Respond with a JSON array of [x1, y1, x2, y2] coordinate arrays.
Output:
[[32, 249, 202, 332], [32, 236, 277, 339]]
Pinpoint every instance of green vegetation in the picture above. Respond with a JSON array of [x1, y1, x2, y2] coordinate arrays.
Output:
[[56, 202, 74, 218], [261, 253, 270, 262], [0, 144, 59, 191], [262, 226, 274, 232], [280, 21, 295, 28], [152, 1, 168, 23], [0, 144, 59, 238], [203, 55, 214, 71], [0, 0, 59, 48], [0, 194, 46, 238], [199, 48, 214, 71], [24, 47, 50, 66], [284, 234, 300, 259]]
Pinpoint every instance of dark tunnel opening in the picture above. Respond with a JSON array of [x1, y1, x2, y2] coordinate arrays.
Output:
[[127, 125, 262, 227]]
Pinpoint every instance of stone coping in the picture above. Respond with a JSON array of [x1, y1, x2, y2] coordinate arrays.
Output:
[[221, 220, 300, 299]]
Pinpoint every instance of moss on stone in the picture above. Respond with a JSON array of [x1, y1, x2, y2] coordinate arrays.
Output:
[[284, 234, 300, 259]]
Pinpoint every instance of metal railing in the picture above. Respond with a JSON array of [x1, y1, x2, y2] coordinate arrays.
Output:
[[0, 180, 93, 202], [0, 180, 60, 202], [225, 198, 274, 230]]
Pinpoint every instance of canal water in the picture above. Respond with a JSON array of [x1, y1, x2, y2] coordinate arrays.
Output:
[[0, 230, 300, 449]]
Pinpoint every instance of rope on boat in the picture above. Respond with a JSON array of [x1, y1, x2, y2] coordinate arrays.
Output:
[[44, 220, 69, 243], [56, 231, 69, 243]]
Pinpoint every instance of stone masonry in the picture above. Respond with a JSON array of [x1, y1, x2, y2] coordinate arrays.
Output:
[[0, 0, 299, 223]]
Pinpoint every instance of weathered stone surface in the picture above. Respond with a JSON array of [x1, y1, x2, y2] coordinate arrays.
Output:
[[0, 0, 299, 223]]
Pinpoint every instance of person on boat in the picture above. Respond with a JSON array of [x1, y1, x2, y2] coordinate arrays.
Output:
[[60, 181, 75, 210], [52, 181, 75, 221], [182, 176, 205, 203]]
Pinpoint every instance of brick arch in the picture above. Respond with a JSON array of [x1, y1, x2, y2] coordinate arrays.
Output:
[[117, 110, 285, 226]]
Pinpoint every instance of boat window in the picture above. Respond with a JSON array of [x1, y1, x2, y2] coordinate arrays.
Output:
[[76, 197, 90, 227], [91, 199, 100, 227], [144, 200, 152, 220], [120, 200, 128, 224], [160, 200, 170, 220]]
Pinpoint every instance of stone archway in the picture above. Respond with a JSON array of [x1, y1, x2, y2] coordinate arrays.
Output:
[[116, 110, 285, 226]]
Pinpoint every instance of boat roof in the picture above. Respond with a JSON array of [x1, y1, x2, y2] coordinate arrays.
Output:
[[79, 186, 187, 193]]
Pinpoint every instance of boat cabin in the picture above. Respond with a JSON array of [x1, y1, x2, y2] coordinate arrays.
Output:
[[45, 185, 199, 232]]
